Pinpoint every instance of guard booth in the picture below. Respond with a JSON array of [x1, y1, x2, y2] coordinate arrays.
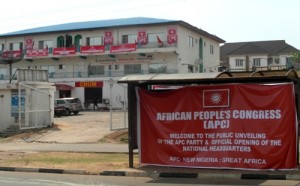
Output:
[[118, 70, 300, 171], [0, 69, 55, 132]]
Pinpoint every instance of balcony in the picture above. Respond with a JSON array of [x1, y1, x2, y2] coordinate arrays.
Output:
[[48, 69, 178, 79], [24, 41, 177, 59]]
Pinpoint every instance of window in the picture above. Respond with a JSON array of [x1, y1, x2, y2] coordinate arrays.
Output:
[[0, 43, 4, 51], [235, 59, 244, 67], [148, 33, 165, 44], [149, 63, 166, 73], [57, 36, 65, 47], [114, 64, 119, 70], [88, 65, 104, 75], [274, 58, 280, 64], [9, 43, 22, 50], [124, 64, 141, 74], [0, 68, 7, 80], [253, 58, 261, 66], [122, 34, 137, 44], [86, 37, 103, 46], [188, 36, 194, 47], [209, 45, 214, 54], [286, 57, 293, 68]]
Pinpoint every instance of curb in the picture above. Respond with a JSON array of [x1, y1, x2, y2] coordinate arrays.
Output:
[[0, 167, 87, 175], [1, 166, 300, 180]]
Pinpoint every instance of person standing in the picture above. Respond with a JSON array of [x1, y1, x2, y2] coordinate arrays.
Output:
[[93, 97, 99, 110]]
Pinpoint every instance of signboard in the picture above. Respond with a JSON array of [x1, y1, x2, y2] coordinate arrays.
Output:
[[137, 30, 148, 45], [26, 49, 48, 57], [167, 28, 177, 44], [110, 43, 136, 53], [53, 47, 76, 55], [80, 45, 105, 54], [104, 31, 113, 45], [1, 50, 22, 59], [25, 38, 34, 50], [137, 83, 297, 170], [75, 81, 103, 88], [11, 90, 25, 117]]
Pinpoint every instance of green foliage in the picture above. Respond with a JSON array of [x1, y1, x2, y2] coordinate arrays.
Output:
[[292, 51, 300, 63]]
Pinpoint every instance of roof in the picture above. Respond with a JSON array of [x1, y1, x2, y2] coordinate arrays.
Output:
[[118, 70, 298, 85], [0, 17, 225, 43], [220, 40, 299, 58]]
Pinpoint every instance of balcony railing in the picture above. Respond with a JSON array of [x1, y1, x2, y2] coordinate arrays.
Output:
[[24, 41, 177, 59], [48, 69, 178, 79]]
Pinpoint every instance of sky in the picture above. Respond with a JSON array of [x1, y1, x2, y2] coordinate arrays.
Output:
[[0, 0, 299, 49]]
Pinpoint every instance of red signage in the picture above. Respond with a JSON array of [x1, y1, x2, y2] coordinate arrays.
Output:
[[75, 81, 103, 88], [104, 31, 113, 45], [110, 43, 136, 53], [137, 31, 148, 45], [137, 83, 297, 170], [53, 47, 76, 55], [80, 45, 105, 54], [25, 38, 34, 50], [1, 50, 22, 59], [26, 49, 48, 57], [167, 28, 177, 44]]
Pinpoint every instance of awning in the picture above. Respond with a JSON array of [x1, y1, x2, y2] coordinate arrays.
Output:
[[55, 84, 73, 91]]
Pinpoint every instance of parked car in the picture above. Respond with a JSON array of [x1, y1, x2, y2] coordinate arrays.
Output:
[[54, 104, 66, 117], [54, 97, 83, 116]]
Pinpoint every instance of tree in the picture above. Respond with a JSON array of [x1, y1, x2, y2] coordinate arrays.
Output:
[[291, 51, 300, 70]]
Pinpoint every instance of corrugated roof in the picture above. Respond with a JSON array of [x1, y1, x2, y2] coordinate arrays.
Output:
[[118, 70, 298, 85], [221, 40, 299, 58], [0, 17, 173, 36], [0, 17, 225, 43]]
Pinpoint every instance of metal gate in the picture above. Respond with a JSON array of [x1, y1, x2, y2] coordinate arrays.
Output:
[[17, 82, 52, 129]]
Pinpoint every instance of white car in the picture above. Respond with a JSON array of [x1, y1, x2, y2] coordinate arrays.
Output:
[[54, 97, 83, 116]]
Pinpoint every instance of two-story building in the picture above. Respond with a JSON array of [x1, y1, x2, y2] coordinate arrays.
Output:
[[0, 17, 225, 109], [220, 40, 299, 72]]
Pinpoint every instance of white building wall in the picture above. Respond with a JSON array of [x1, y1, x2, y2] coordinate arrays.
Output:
[[0, 89, 13, 131]]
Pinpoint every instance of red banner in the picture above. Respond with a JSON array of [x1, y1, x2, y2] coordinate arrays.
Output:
[[104, 31, 113, 45], [137, 31, 148, 45], [167, 28, 177, 44], [53, 47, 76, 55], [80, 45, 105, 54], [25, 38, 34, 50], [26, 49, 48, 57], [110, 43, 136, 53], [137, 83, 297, 170], [1, 50, 22, 59]]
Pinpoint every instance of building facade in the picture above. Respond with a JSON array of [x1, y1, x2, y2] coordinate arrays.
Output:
[[0, 17, 224, 109], [220, 40, 299, 72]]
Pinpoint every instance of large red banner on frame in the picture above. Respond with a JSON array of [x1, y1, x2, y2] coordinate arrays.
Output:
[[137, 83, 298, 170]]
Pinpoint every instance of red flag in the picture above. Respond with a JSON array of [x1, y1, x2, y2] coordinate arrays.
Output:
[[157, 36, 163, 46], [203, 89, 229, 108]]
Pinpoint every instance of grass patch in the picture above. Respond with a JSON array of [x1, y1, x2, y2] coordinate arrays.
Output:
[[0, 152, 138, 174]]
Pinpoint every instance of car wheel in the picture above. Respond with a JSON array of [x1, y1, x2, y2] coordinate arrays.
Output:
[[73, 111, 79, 115], [65, 108, 71, 116]]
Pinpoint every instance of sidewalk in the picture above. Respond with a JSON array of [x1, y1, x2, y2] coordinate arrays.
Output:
[[0, 141, 300, 180]]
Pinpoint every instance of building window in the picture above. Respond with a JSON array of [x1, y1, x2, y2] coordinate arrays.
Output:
[[209, 45, 214, 54], [148, 33, 165, 45], [0, 43, 4, 51], [57, 36, 65, 47], [122, 34, 137, 44], [149, 63, 167, 73], [124, 64, 141, 74], [9, 43, 22, 50], [235, 59, 244, 67], [88, 65, 104, 75], [253, 58, 261, 66], [274, 58, 280, 64], [188, 36, 193, 47], [86, 37, 103, 46], [114, 64, 119, 70]]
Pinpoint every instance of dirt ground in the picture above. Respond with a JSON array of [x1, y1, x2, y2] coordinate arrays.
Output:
[[0, 111, 131, 173], [1, 111, 128, 143]]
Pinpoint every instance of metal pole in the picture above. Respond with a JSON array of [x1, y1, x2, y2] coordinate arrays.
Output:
[[109, 83, 112, 131]]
